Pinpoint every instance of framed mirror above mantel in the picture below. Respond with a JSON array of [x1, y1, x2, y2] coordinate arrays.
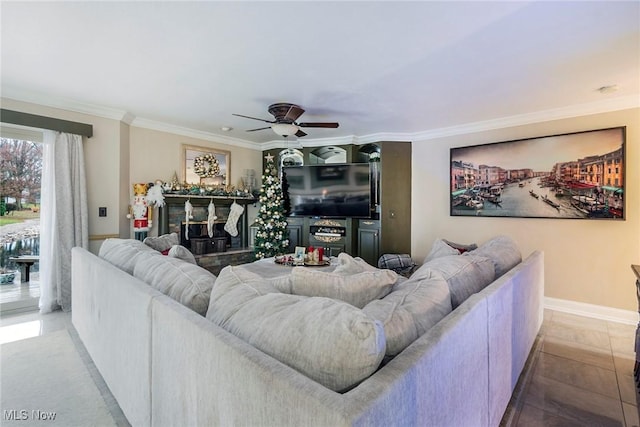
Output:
[[182, 144, 230, 186]]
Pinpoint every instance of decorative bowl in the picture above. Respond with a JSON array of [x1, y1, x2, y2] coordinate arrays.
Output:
[[0, 271, 17, 285]]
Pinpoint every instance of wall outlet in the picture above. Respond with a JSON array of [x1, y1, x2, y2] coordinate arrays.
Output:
[[98, 207, 107, 217]]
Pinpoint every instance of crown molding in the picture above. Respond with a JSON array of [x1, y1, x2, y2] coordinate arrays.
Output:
[[409, 95, 640, 141], [261, 133, 417, 150], [264, 95, 639, 149], [1, 87, 131, 122], [3, 86, 638, 150], [121, 112, 136, 125], [129, 117, 262, 150]]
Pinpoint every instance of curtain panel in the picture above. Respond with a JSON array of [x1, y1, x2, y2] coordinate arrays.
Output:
[[40, 131, 88, 313]]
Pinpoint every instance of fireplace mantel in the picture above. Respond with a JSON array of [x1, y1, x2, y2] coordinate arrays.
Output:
[[157, 194, 256, 252]]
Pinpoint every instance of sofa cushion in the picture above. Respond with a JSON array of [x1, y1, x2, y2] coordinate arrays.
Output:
[[168, 245, 197, 265], [290, 267, 397, 308], [133, 255, 215, 316], [206, 266, 386, 392], [423, 239, 461, 262], [143, 233, 179, 252], [99, 238, 160, 275], [206, 266, 281, 320], [363, 269, 452, 356], [467, 235, 522, 277], [332, 252, 379, 274], [416, 254, 495, 308]]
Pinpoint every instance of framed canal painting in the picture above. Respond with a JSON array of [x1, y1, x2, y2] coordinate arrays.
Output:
[[450, 127, 625, 220]]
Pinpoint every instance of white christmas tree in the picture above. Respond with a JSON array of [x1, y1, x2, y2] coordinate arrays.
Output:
[[254, 154, 289, 259]]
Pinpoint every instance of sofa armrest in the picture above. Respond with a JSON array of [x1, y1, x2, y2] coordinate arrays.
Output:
[[71, 247, 160, 427]]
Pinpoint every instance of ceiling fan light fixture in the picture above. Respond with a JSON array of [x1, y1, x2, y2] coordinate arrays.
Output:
[[271, 123, 299, 136]]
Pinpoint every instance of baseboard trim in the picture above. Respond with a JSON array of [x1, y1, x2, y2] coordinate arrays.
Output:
[[545, 297, 638, 325]]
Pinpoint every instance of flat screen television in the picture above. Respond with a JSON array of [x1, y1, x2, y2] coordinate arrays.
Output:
[[282, 163, 371, 218]]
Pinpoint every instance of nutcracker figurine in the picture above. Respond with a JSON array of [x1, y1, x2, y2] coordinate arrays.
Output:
[[128, 183, 151, 241]]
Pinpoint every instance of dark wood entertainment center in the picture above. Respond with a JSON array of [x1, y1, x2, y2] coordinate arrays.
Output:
[[263, 141, 411, 266]]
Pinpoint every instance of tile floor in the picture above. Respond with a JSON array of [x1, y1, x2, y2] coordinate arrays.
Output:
[[0, 272, 40, 314], [504, 309, 639, 426], [1, 308, 638, 426]]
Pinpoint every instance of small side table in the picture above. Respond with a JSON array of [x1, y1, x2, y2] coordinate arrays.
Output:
[[633, 264, 640, 391], [9, 255, 39, 283]]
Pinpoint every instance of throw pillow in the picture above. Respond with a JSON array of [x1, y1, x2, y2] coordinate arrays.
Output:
[[363, 269, 452, 356], [443, 239, 478, 254], [377, 253, 417, 277], [466, 235, 522, 277], [423, 239, 460, 263], [290, 267, 397, 308], [143, 233, 179, 252], [206, 266, 281, 321], [206, 265, 386, 392], [168, 245, 197, 265], [418, 254, 495, 309], [332, 252, 379, 275]]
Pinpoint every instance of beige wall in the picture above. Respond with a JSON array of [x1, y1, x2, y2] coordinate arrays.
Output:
[[411, 108, 639, 311], [1, 98, 125, 253], [1, 98, 263, 250], [119, 122, 131, 240], [128, 126, 262, 191]]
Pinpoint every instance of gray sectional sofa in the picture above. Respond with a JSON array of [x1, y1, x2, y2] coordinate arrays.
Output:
[[72, 235, 544, 426]]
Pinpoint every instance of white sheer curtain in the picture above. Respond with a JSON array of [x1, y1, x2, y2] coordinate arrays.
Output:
[[39, 131, 89, 313]]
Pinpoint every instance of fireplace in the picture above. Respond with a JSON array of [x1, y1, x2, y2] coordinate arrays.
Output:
[[157, 195, 254, 255]]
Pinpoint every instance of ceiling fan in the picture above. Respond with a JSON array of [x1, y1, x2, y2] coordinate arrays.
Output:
[[233, 103, 339, 137]]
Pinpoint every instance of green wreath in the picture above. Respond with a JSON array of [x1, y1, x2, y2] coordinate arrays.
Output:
[[194, 154, 220, 178]]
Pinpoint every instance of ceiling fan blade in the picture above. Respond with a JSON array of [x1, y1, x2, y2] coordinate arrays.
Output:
[[295, 129, 307, 138], [284, 105, 305, 122], [246, 126, 272, 132], [297, 122, 339, 128], [232, 113, 274, 123]]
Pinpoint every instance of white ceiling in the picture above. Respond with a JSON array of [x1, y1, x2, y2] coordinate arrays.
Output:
[[2, 1, 639, 147]]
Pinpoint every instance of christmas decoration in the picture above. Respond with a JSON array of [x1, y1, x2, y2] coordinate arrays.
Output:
[[224, 201, 245, 237], [184, 199, 194, 240], [170, 172, 180, 190], [207, 199, 217, 238], [146, 181, 166, 209], [128, 183, 150, 241], [254, 154, 289, 259], [145, 180, 166, 230], [194, 154, 220, 178]]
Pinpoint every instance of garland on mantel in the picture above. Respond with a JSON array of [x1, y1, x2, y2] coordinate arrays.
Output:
[[150, 172, 258, 199], [164, 187, 256, 198]]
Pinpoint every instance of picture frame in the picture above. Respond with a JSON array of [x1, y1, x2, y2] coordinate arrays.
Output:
[[182, 144, 230, 186], [450, 127, 625, 220], [293, 246, 306, 265]]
